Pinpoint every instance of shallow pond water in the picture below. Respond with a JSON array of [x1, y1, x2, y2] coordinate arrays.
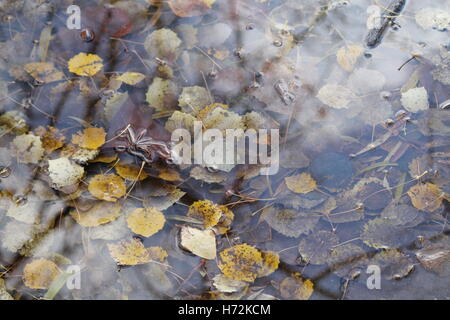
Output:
[[0, 0, 449, 300]]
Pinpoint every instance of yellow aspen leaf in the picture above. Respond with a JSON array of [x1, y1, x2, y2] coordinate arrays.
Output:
[[258, 251, 280, 277], [197, 103, 229, 121], [69, 201, 121, 227], [336, 45, 364, 72], [188, 200, 223, 229], [35, 126, 65, 153], [148, 246, 168, 262], [115, 163, 149, 181], [23, 259, 61, 290], [218, 244, 263, 282], [68, 53, 103, 76], [91, 154, 118, 163], [285, 172, 317, 194], [216, 205, 234, 234], [107, 238, 151, 265], [24, 62, 64, 83], [88, 174, 126, 202], [71, 127, 106, 150], [407, 183, 443, 212], [116, 72, 146, 85], [180, 226, 216, 260], [127, 208, 166, 237], [168, 0, 216, 17], [280, 274, 314, 300]]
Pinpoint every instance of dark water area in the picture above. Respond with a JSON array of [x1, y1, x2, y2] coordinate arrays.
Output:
[[0, 0, 449, 300]]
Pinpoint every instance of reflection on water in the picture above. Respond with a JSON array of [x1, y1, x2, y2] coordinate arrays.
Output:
[[0, 0, 449, 300]]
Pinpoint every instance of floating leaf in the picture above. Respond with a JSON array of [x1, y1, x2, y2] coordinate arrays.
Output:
[[116, 72, 145, 85], [88, 174, 126, 202], [127, 207, 165, 237], [24, 62, 64, 83], [279, 274, 314, 300], [68, 53, 103, 76], [71, 127, 106, 150], [407, 183, 443, 212], [336, 45, 364, 72], [187, 200, 223, 229], [285, 173, 317, 194], [258, 251, 280, 277], [218, 244, 263, 282], [180, 226, 216, 259], [48, 157, 84, 188], [11, 134, 44, 164], [69, 201, 121, 227], [23, 259, 61, 290], [107, 238, 150, 265]]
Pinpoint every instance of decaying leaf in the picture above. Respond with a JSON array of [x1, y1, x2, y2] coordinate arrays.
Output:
[[317, 84, 355, 109], [69, 201, 121, 227], [178, 86, 210, 114], [0, 279, 13, 300], [116, 72, 146, 85], [11, 133, 44, 164], [258, 251, 280, 277], [407, 183, 443, 212], [285, 173, 317, 194], [71, 127, 106, 150], [262, 207, 319, 238], [126, 207, 166, 237], [165, 110, 196, 133], [180, 226, 216, 259], [328, 244, 367, 278], [336, 45, 364, 72], [115, 163, 149, 181], [168, 0, 216, 17], [24, 62, 64, 84], [370, 250, 415, 280], [212, 274, 247, 293], [298, 231, 339, 265], [144, 28, 182, 61], [381, 203, 425, 227], [35, 126, 65, 153], [187, 200, 223, 229], [361, 218, 415, 249], [23, 259, 61, 290], [145, 77, 179, 111], [68, 53, 103, 77], [279, 274, 314, 300], [88, 174, 126, 202], [190, 166, 227, 183], [48, 157, 84, 188], [107, 238, 151, 265], [218, 244, 263, 282], [401, 87, 429, 113], [416, 244, 450, 276]]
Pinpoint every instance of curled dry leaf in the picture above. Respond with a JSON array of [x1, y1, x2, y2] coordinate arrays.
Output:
[[68, 53, 103, 77], [71, 127, 106, 150], [180, 226, 216, 259], [23, 259, 61, 290], [285, 172, 317, 194], [407, 183, 443, 212], [88, 174, 126, 202], [127, 207, 166, 237], [107, 238, 150, 265], [48, 157, 84, 188]]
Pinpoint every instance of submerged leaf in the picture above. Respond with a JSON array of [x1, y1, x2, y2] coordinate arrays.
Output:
[[69, 201, 121, 227], [407, 183, 443, 212], [285, 173, 317, 194], [23, 259, 61, 290], [263, 207, 319, 238], [71, 127, 106, 150], [126, 207, 166, 237], [279, 274, 314, 300], [107, 238, 150, 265], [68, 53, 103, 77], [88, 174, 126, 202]]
